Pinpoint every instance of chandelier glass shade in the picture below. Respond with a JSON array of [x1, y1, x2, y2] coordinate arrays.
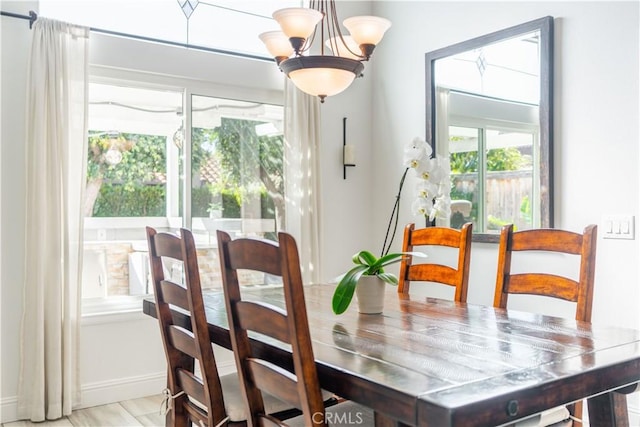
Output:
[[260, 1, 391, 102], [273, 8, 322, 41], [326, 35, 361, 60]]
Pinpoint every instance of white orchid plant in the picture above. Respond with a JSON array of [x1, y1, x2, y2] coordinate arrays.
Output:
[[403, 137, 451, 222], [331, 137, 451, 315]]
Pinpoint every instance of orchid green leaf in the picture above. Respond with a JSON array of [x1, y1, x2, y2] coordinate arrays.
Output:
[[377, 272, 398, 285], [332, 264, 368, 314], [332, 250, 427, 314]]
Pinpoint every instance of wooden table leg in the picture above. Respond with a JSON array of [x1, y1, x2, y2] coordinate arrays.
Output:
[[587, 392, 629, 427]]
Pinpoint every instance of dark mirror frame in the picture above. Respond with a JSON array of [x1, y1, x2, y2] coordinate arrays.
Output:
[[426, 16, 554, 243]]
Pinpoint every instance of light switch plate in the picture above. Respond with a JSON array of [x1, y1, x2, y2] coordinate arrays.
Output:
[[602, 214, 635, 240]]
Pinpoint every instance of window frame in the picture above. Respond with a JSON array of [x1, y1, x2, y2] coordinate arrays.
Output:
[[83, 66, 284, 317]]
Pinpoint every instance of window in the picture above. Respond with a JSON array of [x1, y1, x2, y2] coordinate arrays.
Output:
[[83, 79, 284, 311], [39, 0, 301, 57]]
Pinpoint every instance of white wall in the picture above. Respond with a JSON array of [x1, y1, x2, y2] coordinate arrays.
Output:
[[370, 0, 640, 420], [1, 0, 36, 420], [317, 19, 378, 285]]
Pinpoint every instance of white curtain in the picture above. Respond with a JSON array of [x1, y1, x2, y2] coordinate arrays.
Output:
[[435, 86, 450, 158], [435, 87, 451, 227], [283, 80, 322, 284], [18, 18, 89, 421]]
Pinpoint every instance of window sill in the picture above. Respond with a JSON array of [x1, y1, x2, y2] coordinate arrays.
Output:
[[81, 295, 149, 325]]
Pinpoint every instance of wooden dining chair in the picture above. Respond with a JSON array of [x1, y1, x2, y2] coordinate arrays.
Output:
[[146, 227, 313, 427], [398, 222, 473, 302], [494, 224, 598, 427], [217, 230, 374, 426]]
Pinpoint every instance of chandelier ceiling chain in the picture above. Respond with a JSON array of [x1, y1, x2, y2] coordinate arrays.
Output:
[[259, 0, 391, 103]]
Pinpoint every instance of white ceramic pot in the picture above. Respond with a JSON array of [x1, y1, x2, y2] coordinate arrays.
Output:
[[355, 275, 386, 314]]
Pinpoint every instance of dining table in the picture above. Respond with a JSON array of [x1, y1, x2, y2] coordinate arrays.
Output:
[[142, 283, 640, 427]]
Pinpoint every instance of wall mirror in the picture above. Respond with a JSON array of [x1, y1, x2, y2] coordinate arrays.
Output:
[[426, 16, 553, 243]]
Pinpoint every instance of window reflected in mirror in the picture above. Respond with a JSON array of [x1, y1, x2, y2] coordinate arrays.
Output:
[[448, 125, 537, 233]]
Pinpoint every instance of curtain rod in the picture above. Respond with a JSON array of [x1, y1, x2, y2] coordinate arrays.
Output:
[[0, 9, 272, 63], [0, 10, 37, 28]]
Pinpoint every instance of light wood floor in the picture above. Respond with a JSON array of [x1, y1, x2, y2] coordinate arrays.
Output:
[[2, 394, 165, 427]]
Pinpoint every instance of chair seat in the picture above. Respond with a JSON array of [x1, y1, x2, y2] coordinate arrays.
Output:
[[284, 400, 374, 427], [221, 372, 336, 422]]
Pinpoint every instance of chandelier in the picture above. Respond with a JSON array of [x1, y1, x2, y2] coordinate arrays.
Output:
[[259, 1, 391, 103]]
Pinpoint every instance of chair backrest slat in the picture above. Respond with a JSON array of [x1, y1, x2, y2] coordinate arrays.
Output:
[[218, 230, 328, 426], [168, 326, 198, 359], [248, 359, 304, 409], [226, 237, 281, 275], [510, 228, 584, 253], [506, 274, 579, 301], [236, 301, 291, 344], [176, 368, 208, 406], [406, 264, 459, 286], [398, 222, 473, 302], [150, 231, 184, 259], [160, 280, 189, 311]]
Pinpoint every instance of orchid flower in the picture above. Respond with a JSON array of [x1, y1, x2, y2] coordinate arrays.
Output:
[[411, 197, 434, 217], [430, 195, 452, 222], [403, 137, 431, 169], [414, 157, 441, 181], [404, 138, 451, 222], [416, 179, 438, 199]]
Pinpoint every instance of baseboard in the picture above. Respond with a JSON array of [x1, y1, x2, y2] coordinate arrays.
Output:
[[1, 395, 19, 424], [1, 360, 237, 424], [629, 406, 640, 427], [78, 372, 167, 410], [0, 372, 165, 424], [80, 359, 237, 407]]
